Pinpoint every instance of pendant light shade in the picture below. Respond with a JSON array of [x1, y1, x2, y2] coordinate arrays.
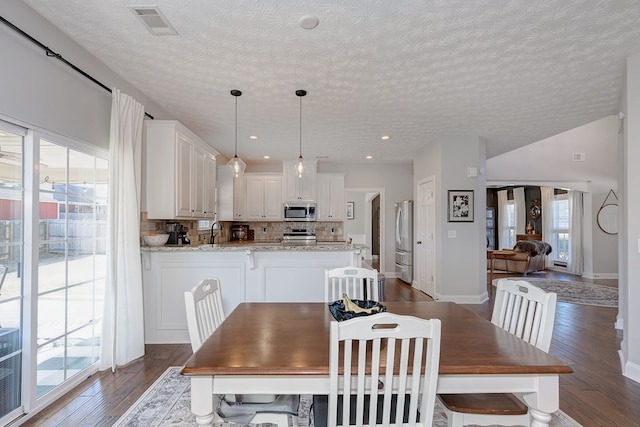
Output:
[[296, 89, 307, 178], [226, 89, 246, 178]]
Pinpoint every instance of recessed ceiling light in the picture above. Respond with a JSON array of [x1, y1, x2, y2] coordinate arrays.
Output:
[[366, 155, 373, 160], [250, 136, 258, 139], [263, 155, 270, 159], [299, 15, 319, 30], [381, 136, 390, 140]]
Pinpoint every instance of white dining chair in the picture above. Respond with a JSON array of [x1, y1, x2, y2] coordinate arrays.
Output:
[[438, 278, 558, 427], [314, 312, 441, 427], [325, 266, 379, 303], [184, 278, 300, 426]]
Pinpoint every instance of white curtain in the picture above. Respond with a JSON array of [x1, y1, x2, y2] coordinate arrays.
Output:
[[568, 190, 584, 274], [497, 190, 508, 249], [514, 187, 526, 236], [541, 186, 555, 268], [100, 89, 146, 372]]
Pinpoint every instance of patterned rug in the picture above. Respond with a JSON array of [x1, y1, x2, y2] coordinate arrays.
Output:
[[492, 277, 618, 307], [113, 367, 582, 427]]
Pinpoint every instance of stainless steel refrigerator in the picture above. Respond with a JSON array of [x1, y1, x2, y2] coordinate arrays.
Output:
[[395, 200, 413, 284]]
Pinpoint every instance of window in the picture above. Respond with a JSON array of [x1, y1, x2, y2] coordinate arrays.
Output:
[[551, 193, 569, 265], [36, 139, 107, 397], [504, 200, 516, 249]]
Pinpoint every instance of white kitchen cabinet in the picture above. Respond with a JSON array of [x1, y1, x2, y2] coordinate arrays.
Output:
[[146, 120, 218, 219], [216, 166, 245, 221], [317, 173, 345, 220], [282, 160, 317, 202], [245, 174, 282, 220]]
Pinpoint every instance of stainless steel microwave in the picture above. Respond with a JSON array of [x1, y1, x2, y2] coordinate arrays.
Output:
[[283, 202, 317, 222]]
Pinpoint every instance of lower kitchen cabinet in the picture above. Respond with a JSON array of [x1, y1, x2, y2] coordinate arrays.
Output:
[[141, 248, 361, 343]]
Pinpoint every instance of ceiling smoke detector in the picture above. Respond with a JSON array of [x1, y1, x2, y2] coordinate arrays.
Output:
[[299, 15, 319, 30], [129, 6, 178, 36]]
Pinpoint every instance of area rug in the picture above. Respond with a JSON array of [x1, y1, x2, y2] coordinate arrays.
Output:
[[113, 367, 582, 427], [492, 277, 618, 307]]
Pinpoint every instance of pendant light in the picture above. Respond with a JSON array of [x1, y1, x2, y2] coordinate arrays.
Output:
[[296, 89, 307, 178], [226, 89, 246, 178]]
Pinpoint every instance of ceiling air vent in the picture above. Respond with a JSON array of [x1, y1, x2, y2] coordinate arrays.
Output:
[[572, 152, 586, 162], [128, 6, 178, 36]]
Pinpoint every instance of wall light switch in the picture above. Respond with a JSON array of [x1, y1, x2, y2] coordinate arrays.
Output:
[[448, 230, 456, 238], [467, 167, 478, 178]]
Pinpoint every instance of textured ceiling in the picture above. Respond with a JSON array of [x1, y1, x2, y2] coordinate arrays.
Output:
[[21, 0, 640, 164]]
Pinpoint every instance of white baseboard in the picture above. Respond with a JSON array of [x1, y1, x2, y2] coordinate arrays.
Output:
[[615, 315, 624, 331], [623, 358, 640, 384], [435, 290, 489, 304], [582, 272, 618, 279]]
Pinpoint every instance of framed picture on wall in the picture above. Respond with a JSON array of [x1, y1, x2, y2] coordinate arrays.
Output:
[[346, 201, 354, 220], [448, 190, 474, 222]]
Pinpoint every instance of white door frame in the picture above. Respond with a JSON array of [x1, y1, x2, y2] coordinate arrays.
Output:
[[345, 187, 385, 274]]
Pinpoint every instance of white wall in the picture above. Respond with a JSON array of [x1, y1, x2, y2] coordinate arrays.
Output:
[[621, 53, 640, 383], [319, 162, 413, 277], [1, 0, 172, 146], [414, 136, 487, 303]]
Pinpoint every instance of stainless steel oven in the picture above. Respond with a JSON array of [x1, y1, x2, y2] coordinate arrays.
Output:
[[283, 202, 317, 222]]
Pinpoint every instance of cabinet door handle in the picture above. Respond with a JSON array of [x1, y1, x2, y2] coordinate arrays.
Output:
[[417, 241, 422, 244]]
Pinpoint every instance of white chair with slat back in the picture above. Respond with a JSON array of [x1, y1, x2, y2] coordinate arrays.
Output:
[[438, 279, 557, 427], [184, 278, 225, 353], [313, 313, 441, 427], [325, 266, 379, 303], [184, 279, 300, 427]]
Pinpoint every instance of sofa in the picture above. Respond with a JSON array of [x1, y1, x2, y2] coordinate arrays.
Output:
[[489, 240, 553, 275]]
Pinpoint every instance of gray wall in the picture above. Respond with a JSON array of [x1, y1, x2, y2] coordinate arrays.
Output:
[[319, 162, 413, 276], [414, 136, 487, 303], [1, 0, 172, 146]]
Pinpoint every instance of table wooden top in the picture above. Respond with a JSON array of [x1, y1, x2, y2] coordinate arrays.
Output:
[[181, 302, 573, 377]]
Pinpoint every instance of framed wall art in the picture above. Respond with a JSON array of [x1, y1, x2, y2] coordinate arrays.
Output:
[[448, 190, 474, 222], [346, 201, 354, 220]]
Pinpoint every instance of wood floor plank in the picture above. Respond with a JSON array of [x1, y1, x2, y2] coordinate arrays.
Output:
[[18, 273, 640, 427]]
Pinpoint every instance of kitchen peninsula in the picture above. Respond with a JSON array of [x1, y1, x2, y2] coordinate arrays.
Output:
[[140, 242, 363, 343]]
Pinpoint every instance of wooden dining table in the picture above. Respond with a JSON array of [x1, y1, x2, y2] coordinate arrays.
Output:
[[181, 302, 573, 427]]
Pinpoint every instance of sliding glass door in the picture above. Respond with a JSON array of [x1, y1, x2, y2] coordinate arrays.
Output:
[[0, 120, 108, 424], [0, 124, 24, 422], [35, 138, 107, 397]]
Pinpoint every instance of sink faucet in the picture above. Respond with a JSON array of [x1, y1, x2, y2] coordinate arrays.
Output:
[[209, 221, 220, 244]]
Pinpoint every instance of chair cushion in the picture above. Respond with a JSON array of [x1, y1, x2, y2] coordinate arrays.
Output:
[[438, 393, 528, 415], [312, 394, 416, 427]]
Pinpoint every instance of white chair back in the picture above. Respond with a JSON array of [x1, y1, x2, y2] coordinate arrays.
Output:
[[325, 266, 379, 303], [328, 313, 441, 427], [184, 278, 225, 352], [491, 278, 557, 352]]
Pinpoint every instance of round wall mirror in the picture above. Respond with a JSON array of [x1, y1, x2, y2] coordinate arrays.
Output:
[[597, 204, 618, 235], [529, 200, 541, 220]]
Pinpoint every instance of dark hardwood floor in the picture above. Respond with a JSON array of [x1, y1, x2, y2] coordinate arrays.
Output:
[[21, 271, 639, 427]]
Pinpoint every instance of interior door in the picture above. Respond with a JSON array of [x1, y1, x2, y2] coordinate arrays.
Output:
[[416, 178, 435, 296]]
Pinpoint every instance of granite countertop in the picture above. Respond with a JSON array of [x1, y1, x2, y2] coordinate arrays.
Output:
[[140, 241, 365, 252]]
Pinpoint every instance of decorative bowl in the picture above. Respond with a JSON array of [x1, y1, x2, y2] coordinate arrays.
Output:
[[144, 233, 170, 246], [328, 299, 386, 322]]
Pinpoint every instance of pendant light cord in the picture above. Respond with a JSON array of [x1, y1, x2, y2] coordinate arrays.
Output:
[[299, 94, 303, 158], [235, 94, 239, 157]]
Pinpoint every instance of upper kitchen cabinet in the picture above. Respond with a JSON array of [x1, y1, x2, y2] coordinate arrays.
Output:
[[282, 160, 317, 202], [317, 173, 345, 221], [245, 174, 282, 221], [145, 120, 218, 219], [217, 166, 245, 221]]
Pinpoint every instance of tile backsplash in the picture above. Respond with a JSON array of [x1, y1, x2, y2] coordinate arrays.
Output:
[[140, 213, 344, 245]]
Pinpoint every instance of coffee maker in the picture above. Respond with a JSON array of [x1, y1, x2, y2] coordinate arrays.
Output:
[[165, 222, 181, 245]]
